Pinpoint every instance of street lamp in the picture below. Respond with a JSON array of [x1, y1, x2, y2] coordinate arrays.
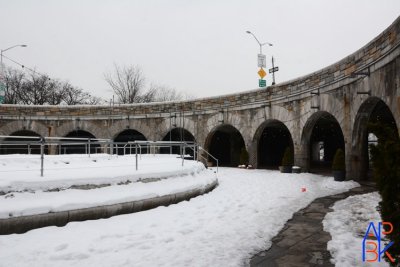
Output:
[[0, 44, 27, 103], [1, 44, 27, 72], [246, 31, 272, 54], [246, 31, 279, 86]]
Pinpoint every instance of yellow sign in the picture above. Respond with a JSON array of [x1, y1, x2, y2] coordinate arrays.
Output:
[[258, 68, 266, 79]]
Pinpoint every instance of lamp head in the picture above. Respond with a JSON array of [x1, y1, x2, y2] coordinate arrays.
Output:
[[246, 31, 251, 34]]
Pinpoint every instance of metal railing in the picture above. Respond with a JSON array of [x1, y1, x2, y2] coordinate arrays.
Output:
[[0, 136, 219, 177]]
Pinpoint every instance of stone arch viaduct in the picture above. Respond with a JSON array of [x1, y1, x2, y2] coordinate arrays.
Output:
[[1, 17, 400, 181]]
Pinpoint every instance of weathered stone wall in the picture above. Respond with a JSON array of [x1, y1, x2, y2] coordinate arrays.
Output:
[[1, 16, 399, 181]]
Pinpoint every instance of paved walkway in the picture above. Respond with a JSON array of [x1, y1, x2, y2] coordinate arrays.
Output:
[[249, 183, 377, 267]]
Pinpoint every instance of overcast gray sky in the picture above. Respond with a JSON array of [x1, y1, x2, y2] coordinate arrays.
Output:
[[1, 0, 400, 101]]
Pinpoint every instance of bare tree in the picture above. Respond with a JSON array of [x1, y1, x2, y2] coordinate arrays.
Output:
[[104, 64, 146, 103], [150, 84, 183, 102], [61, 82, 102, 105], [3, 67, 25, 104], [84, 95, 103, 105], [62, 83, 88, 105], [3, 67, 103, 105], [18, 74, 57, 105]]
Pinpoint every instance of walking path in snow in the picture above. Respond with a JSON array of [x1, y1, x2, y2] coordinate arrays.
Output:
[[249, 182, 377, 267]]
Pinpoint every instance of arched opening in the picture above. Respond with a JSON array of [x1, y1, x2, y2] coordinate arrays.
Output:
[[160, 128, 196, 157], [113, 129, 147, 155], [60, 130, 99, 154], [302, 112, 345, 174], [0, 130, 46, 154], [255, 120, 294, 169], [205, 124, 245, 167], [352, 97, 398, 180]]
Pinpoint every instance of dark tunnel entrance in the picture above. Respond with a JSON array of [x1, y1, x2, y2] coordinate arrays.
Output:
[[308, 113, 345, 174], [114, 129, 147, 155], [0, 130, 46, 154], [161, 128, 196, 157], [354, 98, 399, 180], [257, 120, 293, 169], [60, 130, 99, 154], [207, 125, 245, 167]]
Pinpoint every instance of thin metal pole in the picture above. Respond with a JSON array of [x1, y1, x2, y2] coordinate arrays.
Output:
[[135, 144, 138, 170], [181, 144, 184, 166], [40, 138, 44, 177], [169, 112, 172, 154], [272, 56, 276, 85], [88, 138, 91, 157]]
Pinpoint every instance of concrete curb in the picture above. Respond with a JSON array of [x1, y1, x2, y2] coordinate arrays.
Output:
[[0, 179, 218, 235]]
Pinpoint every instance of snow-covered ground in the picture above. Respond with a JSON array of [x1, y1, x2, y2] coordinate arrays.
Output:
[[0, 154, 205, 192], [0, 170, 216, 219], [323, 192, 389, 267], [0, 165, 359, 267]]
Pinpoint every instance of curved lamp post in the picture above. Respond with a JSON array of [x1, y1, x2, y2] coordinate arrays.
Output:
[[246, 31, 272, 54], [0, 44, 27, 103], [1, 44, 27, 74]]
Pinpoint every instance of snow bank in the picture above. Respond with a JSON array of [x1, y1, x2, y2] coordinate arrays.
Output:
[[0, 154, 205, 192], [0, 168, 358, 267], [323, 192, 389, 267], [0, 169, 217, 218]]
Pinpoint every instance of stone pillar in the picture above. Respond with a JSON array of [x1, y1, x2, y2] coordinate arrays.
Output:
[[47, 125, 57, 155], [248, 140, 257, 168], [296, 143, 309, 172]]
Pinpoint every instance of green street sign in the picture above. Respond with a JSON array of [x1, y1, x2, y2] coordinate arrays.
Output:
[[259, 79, 266, 87]]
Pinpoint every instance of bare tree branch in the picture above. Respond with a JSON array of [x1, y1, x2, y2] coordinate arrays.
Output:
[[149, 84, 183, 102], [104, 64, 146, 103], [3, 67, 103, 105]]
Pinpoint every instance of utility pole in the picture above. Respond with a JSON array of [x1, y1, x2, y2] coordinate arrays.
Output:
[[269, 56, 279, 86], [246, 31, 272, 88]]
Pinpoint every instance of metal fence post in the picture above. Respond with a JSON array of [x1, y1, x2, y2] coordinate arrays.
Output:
[[135, 144, 138, 171], [40, 138, 44, 177], [181, 144, 184, 166], [88, 138, 91, 157]]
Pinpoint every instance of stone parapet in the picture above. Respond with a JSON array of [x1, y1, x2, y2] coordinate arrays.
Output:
[[0, 17, 399, 119]]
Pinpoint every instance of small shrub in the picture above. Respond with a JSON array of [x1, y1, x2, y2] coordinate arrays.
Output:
[[281, 147, 294, 167], [239, 147, 249, 166], [369, 123, 400, 265], [332, 148, 345, 171]]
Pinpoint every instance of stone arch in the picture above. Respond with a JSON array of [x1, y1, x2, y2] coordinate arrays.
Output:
[[351, 97, 398, 180], [204, 124, 246, 167], [108, 119, 154, 142], [0, 120, 49, 138], [253, 119, 294, 169], [55, 120, 104, 140], [301, 111, 345, 174], [59, 130, 99, 154], [0, 129, 47, 154], [113, 129, 148, 155], [160, 127, 196, 156]]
